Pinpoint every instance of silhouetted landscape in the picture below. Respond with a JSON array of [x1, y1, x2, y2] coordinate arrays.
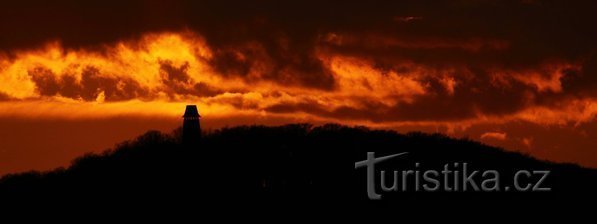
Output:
[[5, 0, 597, 215], [1, 123, 596, 209]]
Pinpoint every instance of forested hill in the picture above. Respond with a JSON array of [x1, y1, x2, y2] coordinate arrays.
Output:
[[1, 123, 595, 208]]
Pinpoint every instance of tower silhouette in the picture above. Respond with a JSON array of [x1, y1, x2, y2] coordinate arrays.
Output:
[[182, 105, 201, 145]]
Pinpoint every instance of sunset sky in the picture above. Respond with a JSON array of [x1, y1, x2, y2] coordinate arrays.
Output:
[[1, 0, 597, 174]]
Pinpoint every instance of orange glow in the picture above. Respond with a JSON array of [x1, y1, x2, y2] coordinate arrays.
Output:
[[480, 132, 507, 141], [0, 31, 593, 128], [2, 31, 597, 172], [0, 31, 434, 122]]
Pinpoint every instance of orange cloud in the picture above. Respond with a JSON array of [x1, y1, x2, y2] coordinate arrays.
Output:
[[480, 132, 508, 141], [0, 31, 595, 132], [490, 62, 581, 93]]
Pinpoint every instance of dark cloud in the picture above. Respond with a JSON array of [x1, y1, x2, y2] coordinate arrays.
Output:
[[0, 92, 13, 101], [159, 60, 192, 97], [192, 83, 224, 98], [158, 60, 226, 98], [264, 69, 537, 123], [2, 0, 596, 62], [560, 56, 597, 96], [160, 60, 191, 85], [0, 0, 186, 51], [28, 66, 150, 101], [28, 67, 61, 96], [80, 67, 150, 101], [26, 61, 230, 102]]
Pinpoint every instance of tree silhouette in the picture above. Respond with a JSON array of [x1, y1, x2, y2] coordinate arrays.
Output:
[[0, 123, 595, 208]]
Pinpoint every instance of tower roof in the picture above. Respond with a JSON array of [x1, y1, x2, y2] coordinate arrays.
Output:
[[183, 105, 201, 118]]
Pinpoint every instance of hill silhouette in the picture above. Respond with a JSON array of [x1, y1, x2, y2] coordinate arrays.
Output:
[[1, 123, 596, 209]]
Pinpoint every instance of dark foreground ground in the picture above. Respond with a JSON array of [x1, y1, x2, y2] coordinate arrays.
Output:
[[1, 124, 596, 211]]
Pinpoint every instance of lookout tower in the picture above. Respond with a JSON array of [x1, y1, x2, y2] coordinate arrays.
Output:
[[182, 105, 201, 145]]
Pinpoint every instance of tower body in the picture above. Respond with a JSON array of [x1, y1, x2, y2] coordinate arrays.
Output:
[[182, 105, 201, 145]]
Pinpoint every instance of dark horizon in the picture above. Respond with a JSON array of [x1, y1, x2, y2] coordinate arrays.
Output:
[[2, 122, 596, 207]]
